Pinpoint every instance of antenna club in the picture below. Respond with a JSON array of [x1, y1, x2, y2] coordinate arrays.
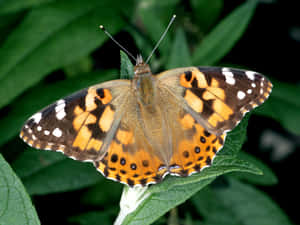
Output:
[[172, 14, 176, 18], [99, 25, 105, 30]]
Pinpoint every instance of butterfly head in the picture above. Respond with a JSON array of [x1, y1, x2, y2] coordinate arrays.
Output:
[[134, 54, 151, 77]]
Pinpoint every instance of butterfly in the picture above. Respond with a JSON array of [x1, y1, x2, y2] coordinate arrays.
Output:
[[19, 52, 272, 187]]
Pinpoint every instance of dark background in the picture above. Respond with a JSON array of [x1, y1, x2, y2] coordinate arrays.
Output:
[[0, 0, 299, 224]]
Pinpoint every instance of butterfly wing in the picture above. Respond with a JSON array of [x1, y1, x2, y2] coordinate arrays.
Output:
[[20, 79, 168, 186], [155, 66, 272, 177], [20, 80, 131, 162], [157, 66, 272, 136]]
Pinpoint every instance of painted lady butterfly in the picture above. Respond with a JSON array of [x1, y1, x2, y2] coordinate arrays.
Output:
[[20, 18, 272, 187]]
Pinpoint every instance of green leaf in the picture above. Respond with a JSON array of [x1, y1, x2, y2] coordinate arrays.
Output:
[[68, 211, 112, 225], [0, 0, 133, 109], [214, 178, 292, 225], [231, 151, 278, 186], [191, 0, 223, 32], [0, 69, 117, 147], [192, 0, 258, 66], [0, 12, 24, 43], [166, 27, 192, 69], [255, 79, 300, 135], [12, 149, 103, 195], [0, 0, 55, 14], [12, 148, 65, 179], [81, 179, 123, 206], [191, 186, 241, 225], [0, 153, 40, 225], [218, 114, 249, 157], [120, 51, 134, 79], [116, 117, 262, 225]]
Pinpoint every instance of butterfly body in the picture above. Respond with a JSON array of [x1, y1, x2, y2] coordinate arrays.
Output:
[[20, 59, 272, 187]]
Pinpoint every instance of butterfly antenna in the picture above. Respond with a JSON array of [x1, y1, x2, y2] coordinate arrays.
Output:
[[99, 25, 137, 63], [145, 14, 176, 64]]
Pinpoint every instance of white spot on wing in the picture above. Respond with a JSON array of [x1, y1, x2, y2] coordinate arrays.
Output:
[[31, 112, 42, 124], [237, 91, 246, 100], [251, 83, 256, 88], [52, 128, 62, 137], [44, 130, 50, 135], [55, 99, 66, 120], [37, 126, 42, 131], [55, 100, 66, 112], [56, 110, 66, 120], [260, 88, 264, 94], [222, 68, 236, 85], [247, 89, 252, 94], [222, 67, 230, 72], [245, 71, 256, 80]]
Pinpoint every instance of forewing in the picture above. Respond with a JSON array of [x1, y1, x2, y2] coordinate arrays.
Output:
[[157, 66, 272, 135], [20, 80, 131, 162]]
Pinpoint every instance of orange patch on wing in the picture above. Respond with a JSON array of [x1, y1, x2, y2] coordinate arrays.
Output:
[[202, 90, 215, 100], [73, 112, 89, 131], [100, 89, 112, 104], [211, 78, 219, 87], [208, 113, 224, 127], [264, 92, 269, 98], [85, 88, 112, 111], [85, 114, 97, 124], [194, 70, 208, 88], [74, 105, 84, 116], [99, 106, 114, 132], [72, 126, 92, 150], [116, 129, 134, 145], [180, 113, 195, 130], [86, 138, 103, 151], [185, 90, 203, 113], [180, 73, 193, 88], [213, 99, 233, 120], [207, 87, 225, 100], [85, 88, 98, 111]]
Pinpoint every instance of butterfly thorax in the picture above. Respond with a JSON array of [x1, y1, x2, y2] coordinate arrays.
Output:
[[133, 58, 157, 109]]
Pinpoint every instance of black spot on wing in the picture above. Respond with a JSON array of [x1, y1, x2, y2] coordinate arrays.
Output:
[[184, 71, 192, 81]]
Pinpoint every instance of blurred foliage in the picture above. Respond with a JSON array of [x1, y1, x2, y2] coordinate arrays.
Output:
[[0, 0, 297, 224]]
